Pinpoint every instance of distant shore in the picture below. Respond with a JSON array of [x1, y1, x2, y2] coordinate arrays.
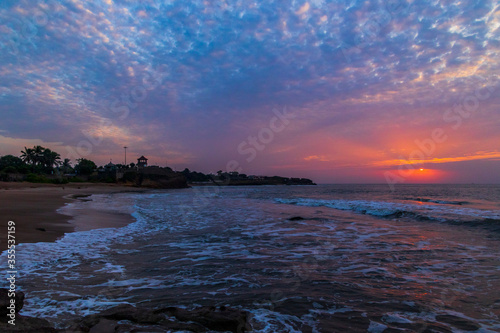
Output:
[[0, 182, 147, 245]]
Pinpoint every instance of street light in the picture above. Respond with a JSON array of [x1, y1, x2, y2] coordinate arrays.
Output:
[[124, 146, 128, 166]]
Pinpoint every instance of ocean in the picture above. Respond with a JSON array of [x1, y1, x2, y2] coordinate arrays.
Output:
[[3, 184, 500, 332]]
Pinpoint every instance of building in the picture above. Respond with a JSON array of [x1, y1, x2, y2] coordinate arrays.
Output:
[[137, 155, 148, 168], [104, 161, 116, 171]]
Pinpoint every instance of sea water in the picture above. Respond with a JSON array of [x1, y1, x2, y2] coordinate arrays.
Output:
[[2, 184, 500, 331]]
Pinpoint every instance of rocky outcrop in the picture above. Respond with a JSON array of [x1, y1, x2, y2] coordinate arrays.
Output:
[[1, 289, 57, 332], [0, 288, 24, 316], [158, 305, 250, 332], [121, 167, 188, 189], [71, 304, 250, 332], [0, 315, 58, 333], [1, 289, 250, 332], [288, 216, 305, 221], [220, 177, 316, 186]]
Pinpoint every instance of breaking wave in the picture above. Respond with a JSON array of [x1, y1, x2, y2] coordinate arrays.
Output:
[[275, 197, 500, 227]]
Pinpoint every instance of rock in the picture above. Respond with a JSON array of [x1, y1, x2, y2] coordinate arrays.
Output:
[[1, 289, 58, 331], [421, 322, 453, 333], [88, 318, 119, 333], [77, 304, 163, 331], [288, 216, 305, 221], [76, 304, 250, 332], [159, 305, 250, 333], [316, 311, 371, 331], [1, 290, 250, 333], [0, 288, 24, 317], [36, 227, 46, 232], [0, 315, 58, 332], [113, 322, 206, 333], [435, 314, 481, 331]]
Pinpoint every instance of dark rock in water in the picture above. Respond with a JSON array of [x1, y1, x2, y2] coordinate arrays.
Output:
[[36, 227, 46, 232], [114, 323, 192, 332], [75, 304, 163, 331], [73, 304, 250, 333], [0, 315, 58, 332], [1, 289, 58, 332], [421, 322, 454, 333], [316, 311, 371, 331], [435, 314, 481, 331], [0, 288, 24, 317], [288, 216, 305, 221], [158, 305, 250, 333], [1, 290, 249, 332], [97, 303, 164, 323], [88, 318, 119, 333]]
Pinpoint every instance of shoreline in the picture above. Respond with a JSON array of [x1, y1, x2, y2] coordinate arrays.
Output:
[[0, 182, 148, 245]]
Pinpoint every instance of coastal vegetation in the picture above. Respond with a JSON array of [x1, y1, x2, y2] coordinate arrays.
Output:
[[0, 145, 315, 187]]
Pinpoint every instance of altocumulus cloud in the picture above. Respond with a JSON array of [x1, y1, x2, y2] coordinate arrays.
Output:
[[0, 0, 499, 182]]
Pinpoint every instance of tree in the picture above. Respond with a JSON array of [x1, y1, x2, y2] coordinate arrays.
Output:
[[61, 159, 74, 174], [0, 155, 27, 173], [32, 145, 45, 166], [3, 166, 17, 173], [75, 158, 97, 175], [20, 147, 35, 165], [41, 148, 61, 169], [20, 145, 61, 173]]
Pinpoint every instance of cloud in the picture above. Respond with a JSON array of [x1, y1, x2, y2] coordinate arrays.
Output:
[[0, 0, 499, 182], [370, 151, 500, 168], [304, 155, 332, 162], [296, 3, 310, 15], [0, 135, 64, 156]]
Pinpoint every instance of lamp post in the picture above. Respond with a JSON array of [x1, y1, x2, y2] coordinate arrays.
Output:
[[124, 146, 128, 166]]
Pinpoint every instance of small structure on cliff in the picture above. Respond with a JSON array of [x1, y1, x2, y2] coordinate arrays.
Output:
[[90, 156, 188, 189], [120, 166, 187, 188], [105, 161, 116, 171], [137, 155, 148, 168]]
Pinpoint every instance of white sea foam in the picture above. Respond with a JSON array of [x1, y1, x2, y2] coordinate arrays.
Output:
[[382, 313, 413, 324], [367, 321, 388, 333], [248, 308, 304, 333], [2, 185, 500, 331], [275, 197, 500, 222], [0, 192, 153, 319]]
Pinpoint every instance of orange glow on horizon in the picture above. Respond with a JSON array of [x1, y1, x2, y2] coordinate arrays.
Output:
[[384, 168, 447, 183], [370, 151, 500, 168]]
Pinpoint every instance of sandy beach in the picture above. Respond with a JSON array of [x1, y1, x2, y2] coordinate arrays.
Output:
[[0, 182, 147, 245]]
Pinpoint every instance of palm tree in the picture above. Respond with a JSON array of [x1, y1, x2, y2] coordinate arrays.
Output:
[[20, 147, 34, 165], [61, 158, 72, 172], [32, 145, 45, 166], [42, 149, 61, 169], [21, 146, 63, 173]]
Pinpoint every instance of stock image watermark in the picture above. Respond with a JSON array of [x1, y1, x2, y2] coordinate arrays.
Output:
[[5, 220, 17, 326], [338, 0, 412, 64], [0, 5, 49, 57], [178, 106, 297, 220], [236, 106, 296, 165], [385, 74, 499, 190], [63, 67, 168, 162]]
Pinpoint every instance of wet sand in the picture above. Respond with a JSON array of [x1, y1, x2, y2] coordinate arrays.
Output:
[[0, 182, 146, 245]]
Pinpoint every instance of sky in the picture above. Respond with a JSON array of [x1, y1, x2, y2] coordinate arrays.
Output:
[[0, 0, 499, 184]]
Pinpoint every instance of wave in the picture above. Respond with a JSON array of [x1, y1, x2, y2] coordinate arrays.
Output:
[[404, 197, 470, 206], [274, 198, 500, 227]]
